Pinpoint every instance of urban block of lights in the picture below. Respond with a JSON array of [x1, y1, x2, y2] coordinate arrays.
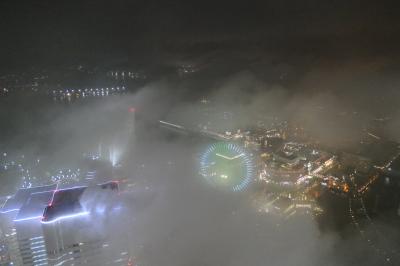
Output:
[[50, 168, 81, 184], [1, 153, 41, 189], [199, 142, 254, 191], [51, 86, 126, 99], [107, 70, 146, 80]]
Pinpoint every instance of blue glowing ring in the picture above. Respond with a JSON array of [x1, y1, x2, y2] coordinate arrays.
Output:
[[199, 142, 254, 191]]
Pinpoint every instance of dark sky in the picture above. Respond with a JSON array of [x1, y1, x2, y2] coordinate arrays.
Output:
[[1, 1, 400, 70]]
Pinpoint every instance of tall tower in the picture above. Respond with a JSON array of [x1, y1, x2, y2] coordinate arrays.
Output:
[[14, 189, 54, 266], [0, 183, 129, 266], [125, 106, 136, 164], [0, 184, 57, 266], [42, 184, 129, 266]]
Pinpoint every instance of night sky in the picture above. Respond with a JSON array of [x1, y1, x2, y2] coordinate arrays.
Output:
[[1, 1, 400, 70]]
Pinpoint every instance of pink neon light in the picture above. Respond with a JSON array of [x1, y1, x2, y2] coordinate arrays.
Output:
[[48, 183, 59, 207]]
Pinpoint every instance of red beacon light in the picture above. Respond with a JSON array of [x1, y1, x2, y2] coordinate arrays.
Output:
[[128, 107, 136, 113]]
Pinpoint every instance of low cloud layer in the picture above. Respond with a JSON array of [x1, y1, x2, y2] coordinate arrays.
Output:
[[1, 54, 400, 265]]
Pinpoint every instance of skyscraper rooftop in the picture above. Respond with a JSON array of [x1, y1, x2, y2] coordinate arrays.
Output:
[[42, 186, 87, 223], [14, 190, 54, 222], [1, 184, 57, 214]]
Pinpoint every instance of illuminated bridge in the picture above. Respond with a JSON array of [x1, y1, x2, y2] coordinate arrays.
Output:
[[159, 120, 231, 141]]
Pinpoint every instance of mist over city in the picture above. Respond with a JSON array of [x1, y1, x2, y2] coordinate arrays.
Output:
[[0, 1, 399, 266]]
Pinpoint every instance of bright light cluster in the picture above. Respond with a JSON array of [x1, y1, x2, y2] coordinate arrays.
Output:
[[199, 142, 254, 191], [50, 168, 81, 184], [0, 153, 41, 189], [51, 86, 126, 100]]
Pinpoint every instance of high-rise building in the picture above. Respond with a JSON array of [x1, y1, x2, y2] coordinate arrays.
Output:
[[14, 189, 55, 265], [0, 185, 57, 266], [0, 228, 12, 265], [43, 183, 128, 266], [1, 182, 129, 266]]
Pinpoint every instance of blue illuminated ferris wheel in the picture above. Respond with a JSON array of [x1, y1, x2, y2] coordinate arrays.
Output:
[[199, 142, 254, 191]]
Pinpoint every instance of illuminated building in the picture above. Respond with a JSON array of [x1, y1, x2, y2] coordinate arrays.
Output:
[[0, 182, 128, 266], [43, 183, 127, 266], [0, 184, 57, 266], [14, 189, 55, 265], [0, 231, 11, 265]]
